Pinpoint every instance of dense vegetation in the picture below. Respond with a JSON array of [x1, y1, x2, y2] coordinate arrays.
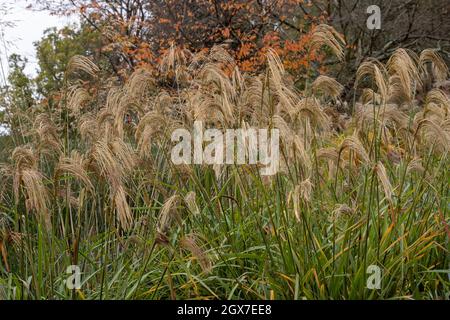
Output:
[[0, 1, 449, 300]]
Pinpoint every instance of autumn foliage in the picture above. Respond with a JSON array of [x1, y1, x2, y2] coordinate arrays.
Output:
[[53, 0, 328, 79]]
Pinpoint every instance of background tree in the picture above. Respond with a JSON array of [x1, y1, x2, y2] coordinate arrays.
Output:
[[4, 54, 34, 109], [296, 0, 450, 98], [34, 23, 106, 106], [0, 54, 35, 149], [35, 0, 449, 94], [0, 1, 16, 137]]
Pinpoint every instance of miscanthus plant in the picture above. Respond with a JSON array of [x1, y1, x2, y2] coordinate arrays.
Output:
[[0, 25, 448, 300]]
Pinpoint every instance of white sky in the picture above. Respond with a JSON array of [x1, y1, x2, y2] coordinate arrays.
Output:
[[1, 0, 76, 78]]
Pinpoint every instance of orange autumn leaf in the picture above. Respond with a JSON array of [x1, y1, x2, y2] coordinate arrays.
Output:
[[222, 28, 230, 38]]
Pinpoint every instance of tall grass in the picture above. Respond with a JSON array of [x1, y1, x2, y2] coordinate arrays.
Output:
[[0, 27, 449, 299]]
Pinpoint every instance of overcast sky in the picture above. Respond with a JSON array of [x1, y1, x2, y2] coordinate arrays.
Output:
[[1, 0, 76, 78]]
